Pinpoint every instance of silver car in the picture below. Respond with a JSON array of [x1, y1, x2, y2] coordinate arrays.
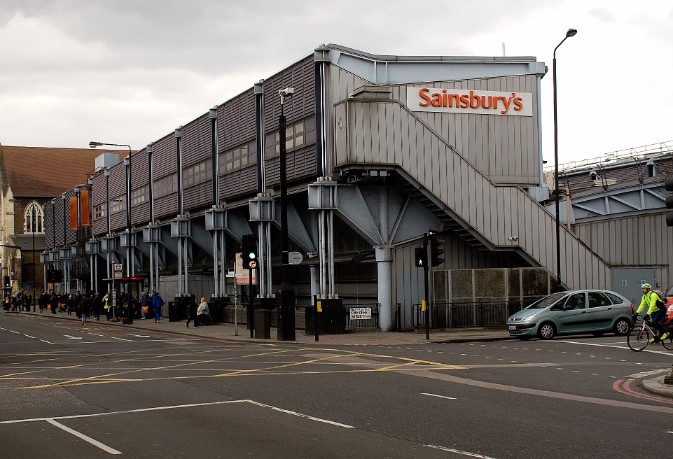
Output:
[[507, 290, 635, 340]]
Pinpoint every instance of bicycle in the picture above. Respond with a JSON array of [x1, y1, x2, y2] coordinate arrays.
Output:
[[627, 316, 673, 351]]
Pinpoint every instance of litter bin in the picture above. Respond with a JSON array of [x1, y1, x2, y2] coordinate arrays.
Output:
[[254, 309, 271, 339]]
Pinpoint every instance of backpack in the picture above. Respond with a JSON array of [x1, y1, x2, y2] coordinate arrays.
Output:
[[652, 290, 667, 311]]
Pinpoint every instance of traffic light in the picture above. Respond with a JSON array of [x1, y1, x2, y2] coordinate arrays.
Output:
[[665, 179, 673, 227], [415, 247, 427, 268], [241, 234, 258, 269], [430, 233, 445, 267], [3, 276, 9, 288]]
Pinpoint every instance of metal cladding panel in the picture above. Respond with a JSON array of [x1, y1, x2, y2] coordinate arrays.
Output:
[[110, 211, 126, 232], [91, 173, 107, 206], [43, 204, 54, 249], [53, 201, 64, 247], [155, 194, 177, 220], [338, 98, 611, 290], [108, 162, 126, 200], [93, 218, 106, 237], [131, 150, 149, 188], [392, 75, 541, 185], [264, 56, 316, 130], [153, 133, 177, 179], [131, 202, 150, 226], [182, 114, 211, 167], [218, 89, 256, 152], [220, 166, 257, 201], [184, 182, 213, 211], [63, 190, 77, 245], [265, 146, 317, 187]]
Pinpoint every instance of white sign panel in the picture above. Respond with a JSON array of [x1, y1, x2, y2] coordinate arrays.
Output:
[[113, 263, 123, 272], [349, 307, 372, 320], [407, 86, 533, 117]]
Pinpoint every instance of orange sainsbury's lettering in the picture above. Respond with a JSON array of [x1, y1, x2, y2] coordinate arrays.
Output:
[[415, 87, 527, 115]]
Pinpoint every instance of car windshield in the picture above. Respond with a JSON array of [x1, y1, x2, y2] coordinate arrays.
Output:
[[526, 292, 567, 309]]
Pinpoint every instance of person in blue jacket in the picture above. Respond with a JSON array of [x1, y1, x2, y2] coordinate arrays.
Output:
[[152, 292, 165, 323]]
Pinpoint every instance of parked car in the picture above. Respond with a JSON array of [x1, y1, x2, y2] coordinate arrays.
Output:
[[507, 290, 635, 340]]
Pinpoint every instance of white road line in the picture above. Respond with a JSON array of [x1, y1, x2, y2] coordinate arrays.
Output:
[[39, 339, 53, 344], [46, 419, 121, 455], [130, 334, 150, 338], [421, 392, 457, 400], [426, 444, 498, 458], [23, 335, 35, 339], [627, 369, 669, 379], [110, 337, 132, 342], [245, 400, 354, 428], [10, 330, 20, 334], [63, 335, 82, 340], [557, 340, 673, 356]]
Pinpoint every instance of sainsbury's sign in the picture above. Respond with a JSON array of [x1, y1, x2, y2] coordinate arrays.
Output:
[[407, 86, 533, 117]]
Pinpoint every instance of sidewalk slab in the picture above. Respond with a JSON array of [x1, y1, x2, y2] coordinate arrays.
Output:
[[13, 311, 512, 346], [642, 374, 673, 399]]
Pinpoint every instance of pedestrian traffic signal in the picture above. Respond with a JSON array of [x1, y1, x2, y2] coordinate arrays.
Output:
[[241, 234, 258, 269], [430, 234, 445, 267], [415, 247, 427, 268], [665, 179, 673, 227]]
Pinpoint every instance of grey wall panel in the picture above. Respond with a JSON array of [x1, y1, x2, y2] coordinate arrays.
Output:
[[390, 75, 540, 185], [182, 114, 211, 168], [264, 56, 315, 131], [218, 90, 256, 152], [131, 150, 149, 188], [184, 182, 212, 212], [131, 202, 150, 226], [154, 194, 177, 220], [109, 211, 126, 232], [153, 134, 177, 179], [221, 167, 257, 201], [337, 98, 611, 290]]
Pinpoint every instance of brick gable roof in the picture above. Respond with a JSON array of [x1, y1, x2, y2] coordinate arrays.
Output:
[[0, 145, 119, 198]]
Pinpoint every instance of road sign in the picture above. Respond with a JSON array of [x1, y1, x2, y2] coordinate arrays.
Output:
[[234, 253, 257, 285], [113, 263, 122, 272], [288, 251, 303, 265], [349, 307, 372, 320]]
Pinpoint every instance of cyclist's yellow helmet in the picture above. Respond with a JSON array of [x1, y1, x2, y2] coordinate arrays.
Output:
[[641, 283, 652, 289]]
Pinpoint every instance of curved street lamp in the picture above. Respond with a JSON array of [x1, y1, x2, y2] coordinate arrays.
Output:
[[553, 28, 577, 290]]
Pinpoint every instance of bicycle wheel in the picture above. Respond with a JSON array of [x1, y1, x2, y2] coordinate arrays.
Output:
[[661, 333, 673, 351], [627, 324, 650, 351]]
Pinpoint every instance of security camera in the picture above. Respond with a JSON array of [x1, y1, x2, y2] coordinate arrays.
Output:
[[279, 87, 295, 97]]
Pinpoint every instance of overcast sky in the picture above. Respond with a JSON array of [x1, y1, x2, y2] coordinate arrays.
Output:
[[0, 0, 671, 167]]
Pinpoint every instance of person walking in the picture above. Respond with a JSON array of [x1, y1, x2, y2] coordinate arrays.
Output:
[[140, 291, 148, 319], [186, 296, 198, 328], [197, 297, 211, 325], [80, 293, 91, 325], [152, 292, 164, 323], [637, 282, 668, 343]]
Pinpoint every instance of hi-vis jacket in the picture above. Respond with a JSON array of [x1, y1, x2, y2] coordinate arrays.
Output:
[[637, 291, 663, 316]]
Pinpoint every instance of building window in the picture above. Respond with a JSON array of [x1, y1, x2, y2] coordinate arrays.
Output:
[[93, 204, 106, 220], [132, 185, 149, 206], [110, 198, 124, 214], [24, 201, 44, 233], [221, 144, 251, 173], [154, 174, 178, 198], [184, 160, 212, 187], [274, 119, 305, 154]]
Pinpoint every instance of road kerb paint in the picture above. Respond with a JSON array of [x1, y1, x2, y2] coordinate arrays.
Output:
[[46, 419, 122, 455], [426, 444, 498, 458]]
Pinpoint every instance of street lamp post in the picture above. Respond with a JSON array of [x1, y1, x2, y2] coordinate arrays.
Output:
[[32, 205, 36, 312], [553, 28, 577, 291], [278, 87, 295, 341]]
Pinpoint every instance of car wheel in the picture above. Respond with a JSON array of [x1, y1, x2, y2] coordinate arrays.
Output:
[[613, 318, 631, 336], [538, 322, 556, 340]]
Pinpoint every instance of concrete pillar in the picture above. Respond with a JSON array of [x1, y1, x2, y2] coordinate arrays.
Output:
[[375, 246, 392, 331]]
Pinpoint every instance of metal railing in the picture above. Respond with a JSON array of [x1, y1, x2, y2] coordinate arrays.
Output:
[[411, 298, 545, 329]]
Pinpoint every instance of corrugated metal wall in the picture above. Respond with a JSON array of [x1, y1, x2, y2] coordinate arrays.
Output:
[[153, 133, 178, 219], [91, 173, 107, 237], [182, 114, 213, 211], [131, 149, 150, 226], [575, 212, 672, 287], [391, 75, 540, 185], [336, 98, 611, 290]]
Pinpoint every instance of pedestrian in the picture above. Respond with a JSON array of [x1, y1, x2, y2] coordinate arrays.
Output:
[[80, 293, 91, 325], [140, 291, 148, 319], [152, 291, 164, 323], [50, 293, 58, 314], [186, 296, 198, 328], [197, 297, 211, 325], [103, 293, 111, 320], [92, 293, 102, 321]]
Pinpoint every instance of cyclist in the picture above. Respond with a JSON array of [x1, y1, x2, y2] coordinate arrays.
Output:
[[636, 283, 668, 343]]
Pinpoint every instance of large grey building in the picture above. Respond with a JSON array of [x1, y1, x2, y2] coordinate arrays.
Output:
[[42, 45, 673, 331]]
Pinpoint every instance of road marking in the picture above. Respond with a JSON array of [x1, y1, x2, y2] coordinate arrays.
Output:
[[557, 340, 673, 356], [63, 335, 82, 340], [23, 335, 35, 339], [421, 392, 456, 400], [426, 444, 497, 458], [39, 340, 53, 344], [245, 400, 354, 428], [130, 334, 150, 338], [111, 337, 132, 342], [10, 330, 20, 334], [627, 369, 669, 379], [46, 419, 122, 455]]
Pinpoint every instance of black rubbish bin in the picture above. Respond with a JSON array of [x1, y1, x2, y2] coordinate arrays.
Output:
[[168, 301, 178, 322], [254, 309, 271, 339]]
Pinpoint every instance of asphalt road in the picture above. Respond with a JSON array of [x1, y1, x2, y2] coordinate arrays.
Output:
[[1, 312, 672, 458]]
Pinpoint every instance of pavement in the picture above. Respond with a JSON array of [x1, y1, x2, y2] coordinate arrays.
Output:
[[10, 308, 673, 398]]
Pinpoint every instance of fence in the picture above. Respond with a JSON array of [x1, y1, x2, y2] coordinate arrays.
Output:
[[411, 297, 545, 329]]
